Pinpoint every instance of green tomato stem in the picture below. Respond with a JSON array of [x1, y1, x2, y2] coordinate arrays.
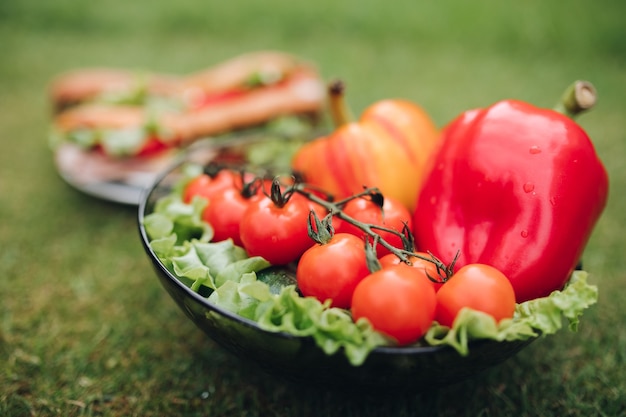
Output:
[[553, 80, 597, 119], [294, 185, 452, 278], [306, 211, 335, 245]]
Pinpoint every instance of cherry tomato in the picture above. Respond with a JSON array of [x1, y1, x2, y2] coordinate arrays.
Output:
[[435, 263, 516, 328], [351, 265, 437, 345], [378, 252, 445, 292], [336, 195, 412, 257], [182, 170, 239, 204], [239, 193, 314, 265], [297, 233, 370, 309], [203, 188, 259, 247]]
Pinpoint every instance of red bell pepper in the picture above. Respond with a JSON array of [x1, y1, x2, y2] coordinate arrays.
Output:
[[413, 81, 609, 302]]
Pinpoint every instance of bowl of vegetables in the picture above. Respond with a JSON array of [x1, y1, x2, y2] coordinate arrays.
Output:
[[138, 116, 600, 392]]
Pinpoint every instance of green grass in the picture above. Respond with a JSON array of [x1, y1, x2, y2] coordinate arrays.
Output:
[[1, 0, 625, 415]]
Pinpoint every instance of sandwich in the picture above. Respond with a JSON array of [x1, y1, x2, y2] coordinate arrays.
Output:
[[49, 51, 325, 193]]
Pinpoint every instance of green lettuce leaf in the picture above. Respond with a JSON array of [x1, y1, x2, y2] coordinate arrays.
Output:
[[515, 271, 598, 332], [214, 256, 271, 288], [208, 274, 272, 317], [251, 286, 389, 365]]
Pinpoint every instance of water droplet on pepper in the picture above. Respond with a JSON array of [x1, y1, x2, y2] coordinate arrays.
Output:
[[523, 183, 535, 193], [521, 230, 529, 238], [529, 145, 542, 154]]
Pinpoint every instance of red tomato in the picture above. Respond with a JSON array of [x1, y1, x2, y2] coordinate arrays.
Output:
[[435, 264, 516, 328], [351, 265, 437, 345], [203, 188, 259, 247], [182, 170, 239, 204], [136, 137, 170, 157], [255, 178, 275, 197], [239, 193, 314, 265], [378, 252, 445, 292], [296, 233, 370, 309], [336, 195, 412, 257]]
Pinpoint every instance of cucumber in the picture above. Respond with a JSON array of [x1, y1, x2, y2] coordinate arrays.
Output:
[[257, 266, 298, 295]]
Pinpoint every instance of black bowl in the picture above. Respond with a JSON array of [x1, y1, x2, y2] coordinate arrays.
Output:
[[137, 139, 536, 392]]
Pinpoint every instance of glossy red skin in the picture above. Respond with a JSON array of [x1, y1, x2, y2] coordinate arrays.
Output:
[[435, 264, 516, 328], [413, 100, 609, 302], [292, 100, 440, 212], [296, 233, 370, 309], [378, 252, 444, 292], [351, 265, 437, 345], [239, 193, 314, 265], [335, 196, 412, 257], [182, 170, 239, 204], [203, 188, 258, 247]]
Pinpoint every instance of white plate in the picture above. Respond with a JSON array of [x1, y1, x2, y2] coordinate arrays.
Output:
[[54, 140, 219, 205]]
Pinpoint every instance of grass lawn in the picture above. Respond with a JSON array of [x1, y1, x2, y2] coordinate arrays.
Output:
[[1, 0, 625, 415]]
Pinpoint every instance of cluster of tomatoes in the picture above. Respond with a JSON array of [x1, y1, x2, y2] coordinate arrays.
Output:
[[183, 166, 517, 346]]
